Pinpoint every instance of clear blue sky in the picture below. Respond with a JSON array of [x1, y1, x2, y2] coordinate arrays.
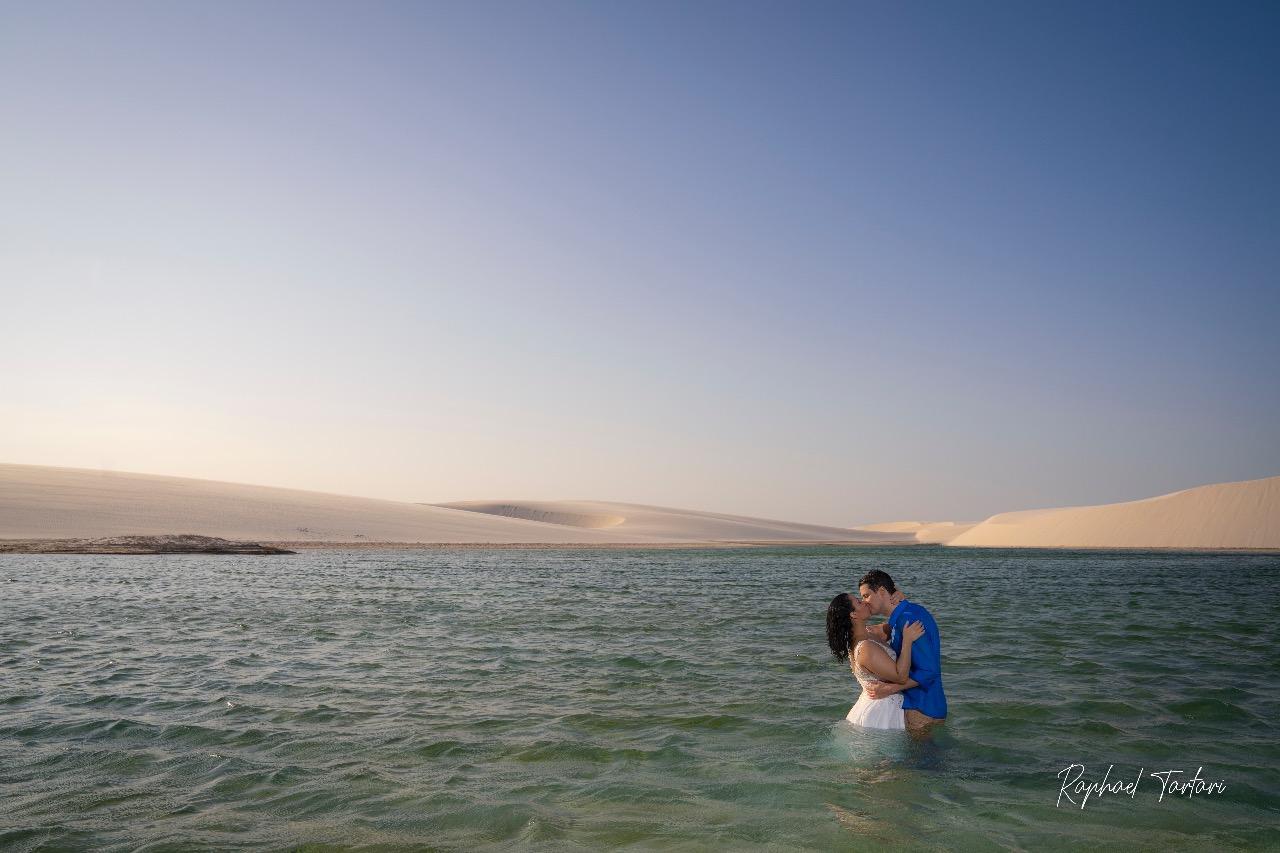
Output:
[[2, 1, 1277, 525]]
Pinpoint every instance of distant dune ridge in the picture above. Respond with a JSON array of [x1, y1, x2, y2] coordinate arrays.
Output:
[[852, 520, 979, 545], [435, 500, 905, 543], [428, 502, 627, 529], [0, 464, 903, 545], [0, 464, 634, 544], [0, 463, 1275, 549]]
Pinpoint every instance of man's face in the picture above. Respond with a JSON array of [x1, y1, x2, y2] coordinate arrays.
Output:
[[859, 584, 889, 616]]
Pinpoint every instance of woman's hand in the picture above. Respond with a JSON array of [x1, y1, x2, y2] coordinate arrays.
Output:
[[902, 620, 925, 644]]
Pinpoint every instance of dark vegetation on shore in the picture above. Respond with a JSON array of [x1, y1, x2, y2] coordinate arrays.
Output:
[[0, 535, 296, 555]]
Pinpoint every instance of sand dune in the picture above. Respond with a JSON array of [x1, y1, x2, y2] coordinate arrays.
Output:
[[0, 464, 639, 544], [854, 521, 933, 534], [0, 464, 906, 545], [914, 522, 979, 544], [427, 502, 627, 529], [6, 463, 1272, 549], [947, 477, 1280, 549], [435, 500, 909, 543], [853, 520, 979, 544]]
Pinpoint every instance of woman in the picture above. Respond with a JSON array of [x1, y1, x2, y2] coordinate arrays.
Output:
[[826, 592, 924, 730]]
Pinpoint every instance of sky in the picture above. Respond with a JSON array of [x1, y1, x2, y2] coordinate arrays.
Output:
[[1, 0, 1277, 526]]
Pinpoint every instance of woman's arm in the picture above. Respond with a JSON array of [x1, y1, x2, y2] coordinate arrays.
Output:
[[856, 621, 925, 684], [863, 678, 918, 700]]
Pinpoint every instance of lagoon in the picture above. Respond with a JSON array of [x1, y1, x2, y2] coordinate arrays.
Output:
[[2, 547, 1277, 851]]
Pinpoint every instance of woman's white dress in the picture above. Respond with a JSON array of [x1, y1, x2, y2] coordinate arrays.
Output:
[[845, 638, 906, 730]]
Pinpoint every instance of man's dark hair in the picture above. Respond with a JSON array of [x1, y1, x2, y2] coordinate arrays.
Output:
[[859, 569, 896, 594]]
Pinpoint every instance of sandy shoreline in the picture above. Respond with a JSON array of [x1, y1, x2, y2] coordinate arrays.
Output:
[[262, 540, 901, 550], [262, 542, 1278, 552], [0, 538, 905, 553], [4, 538, 1274, 554]]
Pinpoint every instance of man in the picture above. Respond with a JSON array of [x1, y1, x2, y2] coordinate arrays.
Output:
[[859, 569, 946, 734]]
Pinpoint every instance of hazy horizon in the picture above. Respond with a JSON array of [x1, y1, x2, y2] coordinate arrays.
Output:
[[3, 1, 1278, 527]]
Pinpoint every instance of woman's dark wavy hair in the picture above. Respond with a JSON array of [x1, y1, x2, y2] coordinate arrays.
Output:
[[826, 593, 855, 663]]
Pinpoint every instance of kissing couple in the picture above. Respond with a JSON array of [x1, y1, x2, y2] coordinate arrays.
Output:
[[826, 569, 947, 735]]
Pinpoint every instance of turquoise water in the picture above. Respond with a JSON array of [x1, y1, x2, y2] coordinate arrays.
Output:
[[2, 547, 1278, 851]]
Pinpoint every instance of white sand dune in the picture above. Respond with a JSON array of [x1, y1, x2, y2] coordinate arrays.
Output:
[[914, 522, 979, 544], [853, 520, 978, 545], [0, 464, 906, 545], [427, 502, 627, 529], [0, 464, 639, 544], [434, 500, 909, 543], [947, 477, 1280, 549], [7, 463, 1271, 549], [854, 521, 933, 534]]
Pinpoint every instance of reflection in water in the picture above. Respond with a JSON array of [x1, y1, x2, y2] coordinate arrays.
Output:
[[827, 720, 913, 765]]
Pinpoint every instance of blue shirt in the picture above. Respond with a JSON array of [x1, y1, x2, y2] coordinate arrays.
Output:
[[888, 600, 947, 719]]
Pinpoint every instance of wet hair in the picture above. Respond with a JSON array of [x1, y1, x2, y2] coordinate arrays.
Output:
[[826, 593, 855, 662], [858, 569, 897, 595]]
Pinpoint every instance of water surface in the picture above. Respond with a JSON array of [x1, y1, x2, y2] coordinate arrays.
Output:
[[2, 547, 1277, 851]]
